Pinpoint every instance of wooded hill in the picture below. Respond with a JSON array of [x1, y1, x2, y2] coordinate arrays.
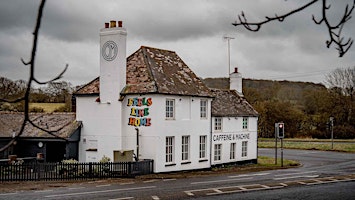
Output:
[[203, 78, 354, 139]]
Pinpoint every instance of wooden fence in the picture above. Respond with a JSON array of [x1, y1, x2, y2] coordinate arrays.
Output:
[[0, 160, 154, 181]]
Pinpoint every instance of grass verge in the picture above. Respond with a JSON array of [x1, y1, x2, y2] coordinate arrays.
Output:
[[258, 138, 355, 153]]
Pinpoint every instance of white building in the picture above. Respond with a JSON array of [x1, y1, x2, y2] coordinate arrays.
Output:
[[75, 21, 258, 173]]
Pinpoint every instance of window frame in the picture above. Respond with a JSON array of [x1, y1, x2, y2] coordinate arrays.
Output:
[[214, 144, 222, 161], [181, 135, 190, 161], [242, 117, 248, 130], [242, 141, 248, 157], [230, 143, 236, 160], [200, 99, 207, 118], [166, 99, 175, 119], [214, 117, 222, 131], [199, 135, 207, 159], [165, 136, 174, 163]]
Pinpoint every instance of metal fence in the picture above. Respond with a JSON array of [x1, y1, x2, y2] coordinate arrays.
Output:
[[0, 160, 154, 182]]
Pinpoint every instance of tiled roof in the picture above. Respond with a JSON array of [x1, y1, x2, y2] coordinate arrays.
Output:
[[211, 89, 258, 117], [74, 77, 99, 95], [0, 112, 81, 139], [75, 46, 213, 97]]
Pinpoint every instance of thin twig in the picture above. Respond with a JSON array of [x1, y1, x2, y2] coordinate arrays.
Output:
[[233, 0, 354, 57]]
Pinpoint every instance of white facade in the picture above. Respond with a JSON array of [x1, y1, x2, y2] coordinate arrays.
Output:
[[76, 21, 258, 173], [121, 94, 212, 172], [211, 116, 258, 165]]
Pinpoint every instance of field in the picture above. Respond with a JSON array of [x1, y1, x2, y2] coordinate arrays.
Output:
[[258, 138, 355, 153], [29, 103, 66, 113]]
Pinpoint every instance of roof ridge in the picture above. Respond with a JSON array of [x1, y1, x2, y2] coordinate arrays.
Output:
[[141, 47, 159, 92], [141, 46, 176, 53]]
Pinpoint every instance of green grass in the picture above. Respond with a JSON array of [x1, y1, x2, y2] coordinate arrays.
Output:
[[258, 138, 355, 153], [29, 103, 65, 113], [257, 156, 299, 167]]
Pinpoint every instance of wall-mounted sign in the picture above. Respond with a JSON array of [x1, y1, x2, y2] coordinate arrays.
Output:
[[213, 133, 250, 141], [127, 97, 152, 127]]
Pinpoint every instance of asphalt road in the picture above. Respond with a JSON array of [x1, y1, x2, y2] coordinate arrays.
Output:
[[1, 149, 354, 200]]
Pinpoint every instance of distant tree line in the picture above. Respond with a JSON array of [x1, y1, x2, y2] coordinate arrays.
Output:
[[243, 66, 355, 139], [0, 76, 74, 112]]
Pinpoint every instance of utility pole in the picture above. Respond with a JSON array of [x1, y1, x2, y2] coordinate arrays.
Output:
[[330, 117, 334, 149], [223, 36, 235, 75]]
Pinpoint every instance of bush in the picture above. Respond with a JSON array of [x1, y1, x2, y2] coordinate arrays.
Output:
[[334, 125, 355, 139]]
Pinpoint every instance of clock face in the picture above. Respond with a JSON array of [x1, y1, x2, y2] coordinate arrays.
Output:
[[102, 40, 118, 61]]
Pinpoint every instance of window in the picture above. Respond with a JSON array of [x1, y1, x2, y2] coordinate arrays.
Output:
[[214, 144, 222, 161], [214, 117, 222, 131], [199, 135, 207, 159], [200, 100, 207, 118], [230, 143, 236, 159], [166, 137, 174, 163], [182, 136, 190, 161], [242, 141, 248, 157], [166, 99, 175, 119], [242, 117, 248, 130]]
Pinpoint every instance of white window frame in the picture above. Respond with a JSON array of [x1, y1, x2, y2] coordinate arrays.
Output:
[[230, 143, 236, 160], [214, 144, 222, 161], [242, 117, 248, 130], [214, 117, 222, 131], [166, 137, 174, 163], [199, 135, 207, 159], [166, 99, 175, 119], [200, 99, 207, 118], [242, 141, 248, 157], [181, 136, 190, 161]]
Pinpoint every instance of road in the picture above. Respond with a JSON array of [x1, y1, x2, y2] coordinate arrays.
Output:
[[1, 149, 354, 200]]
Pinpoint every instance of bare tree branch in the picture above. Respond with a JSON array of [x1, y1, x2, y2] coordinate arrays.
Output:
[[34, 64, 69, 84], [0, 0, 68, 153], [233, 0, 354, 57]]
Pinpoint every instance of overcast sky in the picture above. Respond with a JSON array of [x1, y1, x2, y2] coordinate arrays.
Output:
[[0, 0, 354, 86]]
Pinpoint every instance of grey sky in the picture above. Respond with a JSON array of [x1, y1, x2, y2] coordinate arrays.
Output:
[[0, 0, 354, 86]]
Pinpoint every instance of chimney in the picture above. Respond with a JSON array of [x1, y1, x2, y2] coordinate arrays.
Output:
[[99, 20, 127, 103], [230, 67, 243, 96]]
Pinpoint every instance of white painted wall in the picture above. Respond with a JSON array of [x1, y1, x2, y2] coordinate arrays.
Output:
[[122, 94, 213, 173], [211, 116, 258, 165], [77, 96, 124, 162]]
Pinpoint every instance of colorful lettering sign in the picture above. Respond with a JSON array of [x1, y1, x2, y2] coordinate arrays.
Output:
[[127, 97, 152, 127]]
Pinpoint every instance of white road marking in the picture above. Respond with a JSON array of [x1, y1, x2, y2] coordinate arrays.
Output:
[[151, 195, 160, 200], [96, 184, 111, 187], [229, 172, 270, 178], [120, 182, 135, 185], [109, 197, 134, 200], [274, 175, 319, 180], [44, 186, 156, 198], [191, 177, 253, 185], [274, 171, 317, 177], [68, 187, 86, 190], [0, 193, 18, 196], [35, 190, 53, 193], [143, 179, 158, 183]]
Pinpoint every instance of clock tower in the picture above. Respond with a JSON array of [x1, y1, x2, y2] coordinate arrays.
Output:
[[100, 20, 127, 103]]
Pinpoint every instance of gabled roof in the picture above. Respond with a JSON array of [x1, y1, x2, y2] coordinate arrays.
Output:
[[0, 112, 81, 139], [75, 46, 213, 97], [211, 89, 258, 117], [74, 77, 99, 95]]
